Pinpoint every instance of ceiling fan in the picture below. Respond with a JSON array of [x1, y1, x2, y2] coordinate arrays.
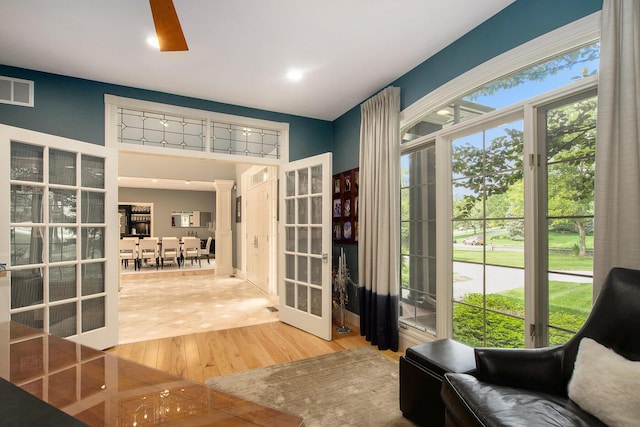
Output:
[[149, 0, 188, 51]]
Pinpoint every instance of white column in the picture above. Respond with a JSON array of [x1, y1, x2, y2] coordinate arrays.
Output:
[[213, 180, 235, 275]]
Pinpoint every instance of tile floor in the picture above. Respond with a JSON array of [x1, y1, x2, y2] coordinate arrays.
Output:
[[118, 262, 279, 344]]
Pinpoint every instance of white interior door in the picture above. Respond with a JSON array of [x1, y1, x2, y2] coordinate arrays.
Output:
[[0, 125, 119, 350], [246, 180, 270, 293], [279, 153, 332, 341]]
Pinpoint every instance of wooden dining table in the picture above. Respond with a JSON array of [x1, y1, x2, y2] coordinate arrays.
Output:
[[0, 321, 304, 426]]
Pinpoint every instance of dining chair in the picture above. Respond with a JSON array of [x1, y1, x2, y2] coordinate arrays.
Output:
[[161, 237, 181, 268], [182, 236, 201, 267], [138, 237, 159, 269], [119, 238, 138, 271], [199, 236, 213, 264]]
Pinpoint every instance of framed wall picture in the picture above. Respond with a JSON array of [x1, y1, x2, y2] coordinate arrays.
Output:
[[333, 167, 358, 243], [236, 196, 242, 223]]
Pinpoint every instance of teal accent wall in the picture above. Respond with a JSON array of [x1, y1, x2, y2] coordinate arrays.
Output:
[[0, 65, 332, 161]]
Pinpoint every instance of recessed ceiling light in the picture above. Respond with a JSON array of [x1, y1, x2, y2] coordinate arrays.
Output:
[[146, 35, 160, 50], [437, 109, 450, 116], [152, 179, 158, 183], [286, 69, 304, 82]]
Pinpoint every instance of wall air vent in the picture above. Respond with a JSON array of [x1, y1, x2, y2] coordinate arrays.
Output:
[[0, 76, 34, 107]]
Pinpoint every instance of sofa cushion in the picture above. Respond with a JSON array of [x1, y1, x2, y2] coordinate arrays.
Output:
[[568, 337, 640, 427], [442, 373, 606, 427]]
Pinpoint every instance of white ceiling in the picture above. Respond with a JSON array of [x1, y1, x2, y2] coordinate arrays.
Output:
[[0, 0, 514, 121]]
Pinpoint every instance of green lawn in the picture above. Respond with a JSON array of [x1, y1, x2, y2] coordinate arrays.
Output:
[[454, 249, 593, 271]]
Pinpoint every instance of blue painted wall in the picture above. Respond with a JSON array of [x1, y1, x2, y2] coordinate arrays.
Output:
[[0, 65, 332, 161]]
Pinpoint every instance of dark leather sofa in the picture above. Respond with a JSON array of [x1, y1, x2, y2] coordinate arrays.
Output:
[[441, 267, 640, 426]]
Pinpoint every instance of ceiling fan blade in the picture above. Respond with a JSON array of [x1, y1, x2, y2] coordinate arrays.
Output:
[[149, 0, 188, 51]]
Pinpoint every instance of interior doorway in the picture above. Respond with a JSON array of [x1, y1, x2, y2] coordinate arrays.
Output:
[[242, 166, 278, 296]]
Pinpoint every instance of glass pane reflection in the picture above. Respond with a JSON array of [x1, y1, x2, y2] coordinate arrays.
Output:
[[11, 185, 44, 223], [82, 297, 105, 332], [49, 189, 77, 223], [11, 227, 44, 266], [298, 168, 309, 196], [81, 155, 105, 189], [50, 302, 77, 338], [285, 281, 295, 307], [311, 166, 322, 194], [49, 149, 76, 186], [11, 142, 43, 182], [49, 265, 76, 302], [297, 284, 308, 312], [49, 227, 77, 263], [82, 263, 105, 296], [310, 287, 322, 316], [82, 227, 104, 260], [11, 268, 43, 309]]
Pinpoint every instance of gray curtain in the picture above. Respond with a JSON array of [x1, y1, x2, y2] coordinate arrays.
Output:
[[358, 86, 401, 351], [594, 0, 640, 294]]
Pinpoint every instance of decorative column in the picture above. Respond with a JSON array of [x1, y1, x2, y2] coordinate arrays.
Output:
[[213, 180, 235, 276]]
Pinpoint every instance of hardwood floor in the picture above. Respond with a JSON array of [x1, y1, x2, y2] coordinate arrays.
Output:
[[107, 320, 400, 384]]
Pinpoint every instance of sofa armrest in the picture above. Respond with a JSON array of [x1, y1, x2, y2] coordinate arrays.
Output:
[[474, 346, 565, 395]]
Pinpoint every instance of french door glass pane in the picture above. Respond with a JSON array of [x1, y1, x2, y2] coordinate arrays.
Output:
[[81, 191, 105, 223], [285, 200, 295, 224], [285, 227, 295, 251], [297, 227, 308, 252], [297, 284, 308, 312], [310, 166, 322, 194], [50, 302, 77, 337], [81, 155, 105, 189], [285, 171, 295, 196], [297, 256, 308, 282], [310, 258, 322, 285], [310, 196, 322, 224], [49, 265, 77, 302], [82, 227, 104, 260], [297, 198, 308, 224], [310, 288, 322, 316], [310, 227, 322, 254], [285, 281, 295, 307], [49, 149, 76, 186], [285, 255, 295, 279], [11, 309, 44, 331], [11, 142, 43, 182], [49, 189, 77, 223], [11, 268, 43, 309], [82, 263, 105, 296], [49, 227, 77, 262], [297, 168, 308, 195], [11, 185, 44, 223], [11, 226, 44, 266], [82, 297, 105, 332]]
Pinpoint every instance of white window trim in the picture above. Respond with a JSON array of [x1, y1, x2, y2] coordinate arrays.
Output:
[[398, 12, 601, 346], [104, 94, 290, 166]]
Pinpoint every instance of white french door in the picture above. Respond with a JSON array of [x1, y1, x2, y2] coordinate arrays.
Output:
[[0, 125, 119, 349], [279, 153, 333, 341]]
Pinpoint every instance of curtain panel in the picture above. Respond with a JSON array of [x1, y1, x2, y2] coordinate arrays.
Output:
[[358, 86, 401, 351], [594, 0, 640, 294]]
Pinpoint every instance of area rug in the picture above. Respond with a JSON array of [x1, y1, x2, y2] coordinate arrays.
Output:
[[205, 346, 417, 427]]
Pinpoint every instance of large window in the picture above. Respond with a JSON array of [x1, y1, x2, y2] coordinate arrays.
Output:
[[399, 18, 600, 348]]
